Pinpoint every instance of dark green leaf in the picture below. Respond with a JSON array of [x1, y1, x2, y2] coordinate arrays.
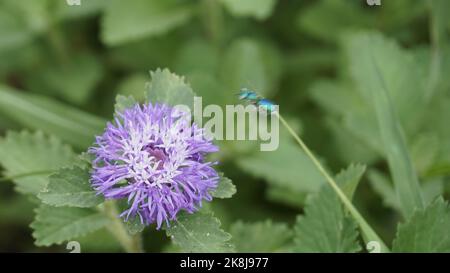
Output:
[[166, 212, 234, 253], [38, 166, 103, 208], [31, 204, 108, 246], [102, 0, 193, 46], [146, 68, 195, 109], [220, 0, 276, 20], [0, 85, 105, 149], [393, 198, 450, 252], [230, 220, 292, 252], [0, 131, 75, 194], [211, 174, 236, 199], [115, 95, 137, 114], [335, 163, 366, 200], [345, 32, 425, 218]]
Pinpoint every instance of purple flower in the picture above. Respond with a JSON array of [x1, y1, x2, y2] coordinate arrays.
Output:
[[89, 103, 219, 229]]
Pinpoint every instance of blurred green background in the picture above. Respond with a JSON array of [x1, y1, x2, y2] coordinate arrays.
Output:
[[0, 0, 449, 252]]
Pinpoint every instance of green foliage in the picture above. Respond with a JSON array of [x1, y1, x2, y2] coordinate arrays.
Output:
[[56, 0, 106, 20], [114, 95, 137, 113], [393, 198, 450, 252], [368, 170, 400, 211], [297, 0, 374, 43], [230, 220, 292, 252], [115, 73, 148, 102], [345, 32, 425, 218], [293, 165, 365, 253], [38, 166, 103, 208], [220, 0, 277, 20], [124, 216, 146, 235], [1, 0, 450, 254], [102, 0, 194, 46], [31, 204, 108, 246], [146, 68, 196, 109], [293, 185, 361, 253], [0, 131, 75, 194], [335, 163, 366, 200], [75, 229, 122, 252], [166, 211, 235, 253], [237, 136, 325, 194], [0, 0, 50, 51], [35, 53, 103, 104], [211, 174, 237, 199], [220, 38, 282, 97], [0, 85, 105, 149]]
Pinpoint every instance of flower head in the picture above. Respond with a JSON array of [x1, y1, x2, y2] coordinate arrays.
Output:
[[89, 103, 219, 229]]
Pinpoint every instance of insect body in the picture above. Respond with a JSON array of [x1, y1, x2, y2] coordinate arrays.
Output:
[[237, 88, 277, 113], [237, 88, 260, 101], [256, 98, 277, 113]]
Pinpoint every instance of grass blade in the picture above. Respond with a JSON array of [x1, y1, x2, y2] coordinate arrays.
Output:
[[0, 84, 105, 149]]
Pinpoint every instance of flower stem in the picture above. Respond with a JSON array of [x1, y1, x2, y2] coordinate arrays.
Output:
[[201, 0, 223, 46], [275, 112, 390, 253], [102, 201, 144, 253]]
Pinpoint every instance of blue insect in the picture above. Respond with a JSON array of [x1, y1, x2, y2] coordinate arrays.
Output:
[[237, 88, 277, 113], [256, 98, 277, 113], [237, 88, 260, 101]]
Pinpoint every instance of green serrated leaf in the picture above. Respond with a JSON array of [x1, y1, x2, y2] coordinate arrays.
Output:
[[369, 169, 444, 213], [31, 204, 109, 246], [102, 0, 193, 46], [146, 68, 195, 109], [211, 174, 236, 199], [220, 0, 276, 20], [75, 152, 95, 169], [293, 185, 361, 253], [368, 170, 400, 211], [309, 80, 384, 158], [230, 220, 292, 252], [0, 131, 76, 194], [293, 164, 366, 253], [38, 166, 103, 208], [115, 95, 137, 113], [393, 198, 450, 252], [335, 163, 366, 200], [124, 216, 145, 235], [345, 32, 425, 218], [166, 212, 234, 253]]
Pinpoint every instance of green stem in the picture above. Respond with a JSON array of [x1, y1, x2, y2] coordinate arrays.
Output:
[[201, 0, 223, 46], [426, 0, 443, 100], [102, 201, 144, 253], [275, 112, 390, 253], [46, 21, 70, 65]]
